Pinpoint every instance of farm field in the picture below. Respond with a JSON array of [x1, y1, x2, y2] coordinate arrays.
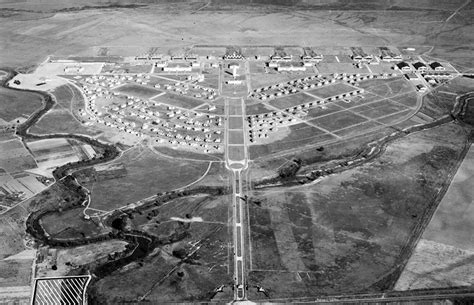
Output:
[[78, 146, 210, 211], [395, 145, 474, 290], [0, 87, 43, 123], [248, 122, 471, 298], [0, 172, 48, 205], [0, 139, 36, 173], [26, 138, 95, 177]]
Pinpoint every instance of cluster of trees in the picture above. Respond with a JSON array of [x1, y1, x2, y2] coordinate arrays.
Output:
[[278, 158, 302, 178]]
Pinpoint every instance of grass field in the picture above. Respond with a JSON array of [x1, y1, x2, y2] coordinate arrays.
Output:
[[391, 92, 418, 108], [153, 146, 223, 161], [375, 109, 413, 125], [228, 145, 245, 161], [248, 122, 471, 298], [333, 120, 383, 137], [40, 207, 110, 239], [0, 87, 43, 122], [228, 117, 243, 129], [359, 77, 414, 99], [82, 146, 210, 211], [352, 99, 410, 119], [92, 194, 231, 303], [306, 82, 356, 99], [306, 103, 344, 119], [316, 62, 369, 74], [114, 83, 162, 99], [228, 130, 244, 145], [271, 93, 316, 109], [153, 93, 205, 109], [309, 110, 368, 131], [0, 139, 36, 173], [29, 109, 101, 136], [395, 145, 474, 290], [245, 102, 274, 115], [249, 123, 335, 159], [101, 63, 152, 74]]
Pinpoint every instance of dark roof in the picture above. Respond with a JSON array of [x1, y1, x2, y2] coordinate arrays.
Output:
[[413, 62, 427, 69], [396, 62, 410, 68], [430, 62, 443, 68]]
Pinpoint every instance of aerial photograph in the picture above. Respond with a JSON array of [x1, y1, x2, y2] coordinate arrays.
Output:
[[0, 0, 473, 304]]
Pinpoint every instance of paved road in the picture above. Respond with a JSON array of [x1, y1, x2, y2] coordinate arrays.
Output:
[[224, 96, 249, 301]]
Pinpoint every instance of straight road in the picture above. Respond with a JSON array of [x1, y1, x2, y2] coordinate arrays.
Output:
[[224, 93, 249, 301]]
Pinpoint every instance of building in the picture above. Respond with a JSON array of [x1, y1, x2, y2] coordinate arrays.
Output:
[[405, 73, 418, 80], [224, 51, 244, 60], [395, 62, 412, 72], [429, 62, 445, 71], [277, 63, 306, 72], [163, 63, 192, 72], [412, 62, 427, 72], [416, 84, 427, 92], [64, 65, 84, 73]]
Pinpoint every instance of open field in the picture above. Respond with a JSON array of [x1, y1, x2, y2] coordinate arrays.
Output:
[[26, 138, 93, 177], [77, 146, 210, 211], [309, 110, 368, 131], [359, 77, 415, 99], [153, 146, 223, 161], [0, 87, 43, 123], [91, 194, 232, 303], [101, 63, 152, 74], [0, 260, 33, 287], [270, 93, 315, 109], [245, 102, 274, 115], [351, 99, 411, 119], [306, 83, 355, 99], [36, 240, 128, 278], [228, 130, 244, 145], [228, 145, 245, 162], [114, 83, 162, 99], [0, 172, 48, 205], [30, 108, 101, 136], [249, 123, 336, 159], [228, 116, 243, 129], [316, 62, 369, 74], [40, 207, 110, 239], [29, 83, 101, 136], [248, 122, 471, 298], [0, 139, 36, 173], [153, 93, 205, 109], [395, 145, 474, 290]]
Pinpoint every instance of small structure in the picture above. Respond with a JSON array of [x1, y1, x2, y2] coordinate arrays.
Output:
[[395, 62, 412, 72], [429, 62, 445, 71], [412, 62, 427, 72]]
